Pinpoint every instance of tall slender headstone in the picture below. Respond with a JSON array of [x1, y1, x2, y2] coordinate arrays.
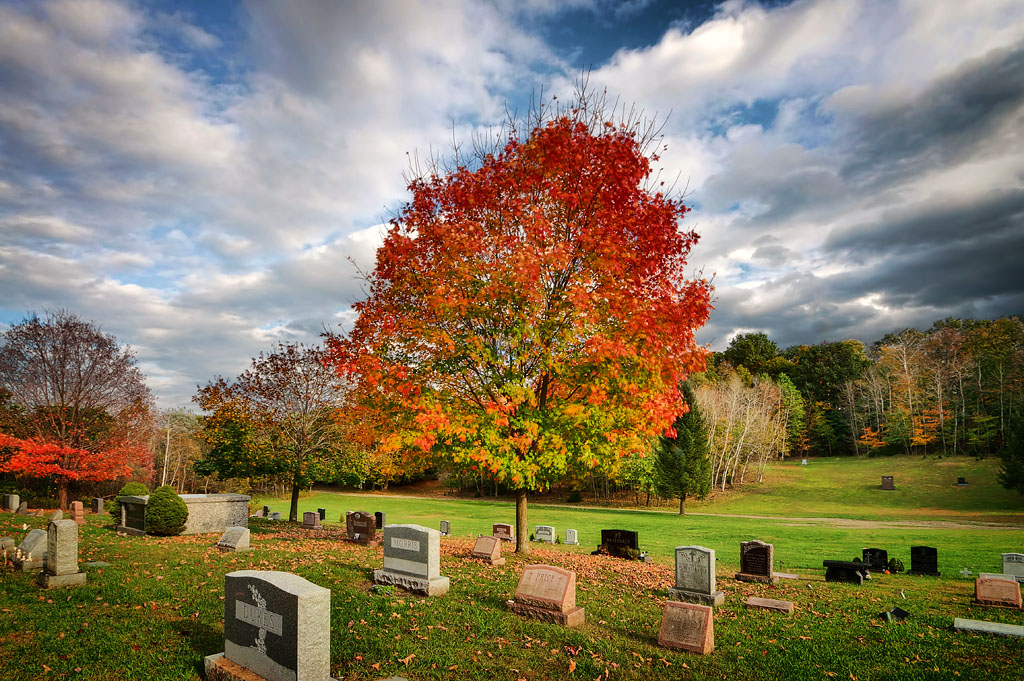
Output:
[[439, 520, 450, 536], [204, 570, 336, 681], [37, 520, 87, 588], [881, 475, 895, 490], [69, 501, 86, 526], [668, 546, 724, 606], [317, 508, 326, 521], [374, 524, 449, 596], [92, 498, 104, 514], [4, 494, 19, 512], [374, 511, 386, 530]]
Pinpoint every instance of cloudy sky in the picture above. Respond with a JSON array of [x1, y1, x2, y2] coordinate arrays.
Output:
[[1, 0, 1022, 408]]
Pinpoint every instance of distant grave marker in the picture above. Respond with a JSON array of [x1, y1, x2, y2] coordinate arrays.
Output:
[[439, 520, 450, 536], [374, 511, 385, 530], [470, 535, 505, 566], [596, 529, 639, 559], [881, 475, 895, 490], [957, 477, 970, 486], [535, 525, 555, 543], [564, 529, 579, 545], [824, 560, 869, 585], [348, 511, 378, 546], [862, 548, 889, 572], [507, 564, 585, 627], [658, 601, 714, 654], [91, 498, 104, 514], [302, 512, 321, 530], [317, 508, 326, 521], [1001, 553, 1024, 583], [69, 501, 85, 526], [12, 529, 47, 571], [492, 523, 513, 542]]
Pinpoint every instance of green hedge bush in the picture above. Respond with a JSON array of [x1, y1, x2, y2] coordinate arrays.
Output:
[[110, 481, 150, 516], [145, 485, 188, 536]]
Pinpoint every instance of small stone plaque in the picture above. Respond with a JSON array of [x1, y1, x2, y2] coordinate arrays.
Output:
[[205, 570, 334, 681], [564, 529, 578, 545], [535, 525, 555, 543], [471, 535, 505, 566], [745, 596, 794, 614], [908, 546, 940, 576], [1001, 553, 1024, 582], [508, 564, 585, 626], [492, 523, 513, 542], [658, 601, 714, 654], [974, 577, 1022, 608], [736, 540, 777, 584], [218, 527, 252, 553]]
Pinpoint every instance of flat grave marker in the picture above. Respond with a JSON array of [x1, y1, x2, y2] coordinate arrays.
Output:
[[668, 545, 724, 607], [38, 519, 86, 588], [954, 618, 1024, 638], [205, 570, 336, 681], [470, 535, 505, 566], [736, 540, 778, 584], [507, 564, 585, 627], [658, 601, 714, 654], [373, 524, 449, 596], [745, 597, 794, 614]]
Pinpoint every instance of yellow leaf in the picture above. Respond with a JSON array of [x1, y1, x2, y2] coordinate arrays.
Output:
[[400, 653, 416, 667], [569, 659, 576, 673]]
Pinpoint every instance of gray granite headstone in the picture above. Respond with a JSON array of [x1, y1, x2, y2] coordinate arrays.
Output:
[[50, 510, 63, 522], [16, 501, 28, 515], [270, 512, 282, 521], [204, 570, 335, 681], [565, 529, 578, 545], [535, 525, 555, 543], [13, 529, 47, 570], [38, 519, 87, 588], [374, 524, 449, 596], [4, 493, 19, 512], [439, 520, 450, 536], [669, 545, 724, 606], [218, 527, 252, 553], [1001, 553, 1024, 583], [92, 498, 104, 514]]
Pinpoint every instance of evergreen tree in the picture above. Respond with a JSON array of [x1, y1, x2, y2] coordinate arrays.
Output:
[[654, 382, 712, 514], [997, 415, 1024, 495]]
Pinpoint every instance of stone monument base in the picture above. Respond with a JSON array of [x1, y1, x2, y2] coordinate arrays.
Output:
[[12, 557, 46, 571], [907, 570, 941, 577], [204, 653, 338, 681], [667, 587, 725, 606], [373, 569, 450, 596], [475, 556, 506, 567], [348, 538, 381, 549], [116, 525, 146, 536], [735, 572, 779, 584], [507, 600, 585, 627], [38, 571, 87, 588]]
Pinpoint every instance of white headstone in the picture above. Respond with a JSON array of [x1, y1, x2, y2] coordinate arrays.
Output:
[[1001, 553, 1024, 582], [564, 529, 578, 545], [535, 525, 555, 543]]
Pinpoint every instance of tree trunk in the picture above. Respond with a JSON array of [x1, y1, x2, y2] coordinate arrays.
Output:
[[289, 480, 300, 522], [678, 493, 686, 516], [515, 488, 530, 554], [58, 479, 69, 510]]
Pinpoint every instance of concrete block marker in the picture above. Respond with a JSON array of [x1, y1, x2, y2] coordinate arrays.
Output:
[[954, 618, 1024, 638], [204, 570, 336, 681]]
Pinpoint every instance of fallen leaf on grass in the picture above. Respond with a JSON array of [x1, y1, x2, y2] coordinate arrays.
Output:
[[400, 653, 416, 667], [569, 659, 576, 673]]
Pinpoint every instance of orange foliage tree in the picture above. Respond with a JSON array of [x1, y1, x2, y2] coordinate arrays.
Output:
[[329, 94, 712, 552], [0, 311, 154, 508]]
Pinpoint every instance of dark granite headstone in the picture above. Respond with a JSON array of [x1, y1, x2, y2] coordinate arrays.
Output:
[[317, 508, 326, 521], [957, 477, 969, 486], [862, 548, 889, 572], [118, 496, 147, 535], [824, 560, 869, 584], [374, 511, 385, 529], [205, 570, 333, 681], [907, 546, 940, 576], [736, 540, 778, 583], [598, 529, 638, 558], [263, 505, 270, 517], [348, 511, 377, 545], [881, 475, 895, 490], [91, 498, 104, 514]]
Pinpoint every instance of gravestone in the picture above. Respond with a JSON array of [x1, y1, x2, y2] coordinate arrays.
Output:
[[471, 535, 505, 566], [954, 618, 1024, 638], [881, 475, 895, 490], [3, 493, 19, 512], [668, 545, 724, 606], [301, 512, 321, 530], [439, 520, 450, 536], [12, 529, 47, 571], [492, 523, 513, 542], [862, 548, 889, 572], [117, 496, 147, 535], [801, 459, 807, 465], [824, 560, 869, 584], [204, 570, 335, 681], [535, 525, 555, 543], [957, 477, 969, 486], [344, 511, 353, 536], [1001, 553, 1024, 583], [38, 519, 87, 588], [317, 508, 326, 521], [973, 576, 1022, 608], [91, 498, 104, 514], [1, 536, 14, 554], [658, 601, 714, 654], [374, 511, 385, 530], [49, 509, 63, 522], [565, 529, 578, 545], [736, 540, 778, 584], [269, 512, 282, 521], [597, 529, 639, 558], [907, 546, 941, 576], [745, 596, 794, 614], [218, 527, 252, 553], [373, 524, 449, 596], [348, 511, 378, 546], [263, 505, 270, 517], [16, 501, 29, 514], [69, 501, 85, 525], [507, 564, 585, 627]]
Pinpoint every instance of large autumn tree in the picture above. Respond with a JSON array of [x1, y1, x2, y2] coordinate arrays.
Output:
[[195, 342, 357, 521], [0, 310, 155, 508], [329, 95, 712, 553]]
